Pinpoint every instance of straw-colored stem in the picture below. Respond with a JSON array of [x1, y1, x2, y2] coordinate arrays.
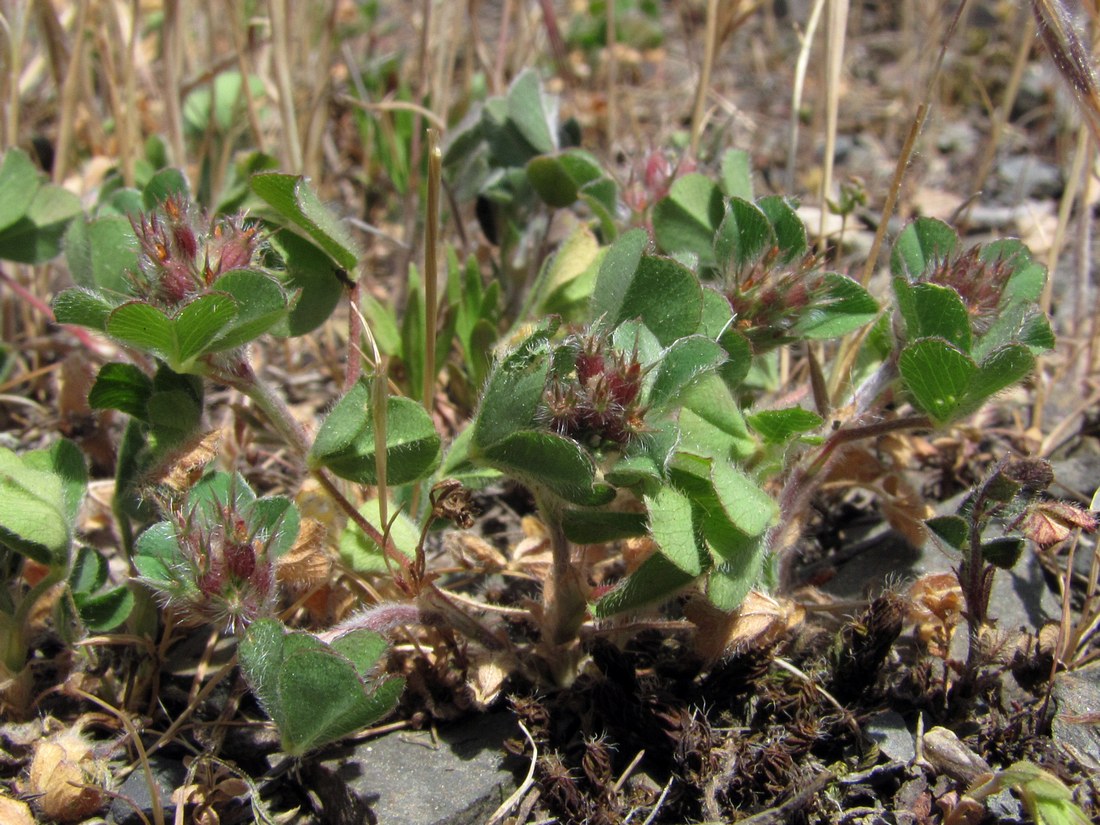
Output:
[[302, 0, 339, 180], [51, 0, 88, 183], [1072, 141, 1093, 345], [689, 0, 719, 158], [1032, 123, 1091, 433], [162, 0, 185, 168], [606, 0, 617, 147], [423, 130, 442, 416], [785, 0, 826, 192], [818, 0, 848, 247], [228, 4, 267, 157], [268, 0, 303, 171], [1041, 124, 1090, 319], [1, 5, 28, 150]]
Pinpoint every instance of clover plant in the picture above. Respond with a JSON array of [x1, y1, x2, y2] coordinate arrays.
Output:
[[441, 139, 1055, 682], [0, 439, 132, 711], [1, 60, 1062, 744], [44, 169, 441, 749]]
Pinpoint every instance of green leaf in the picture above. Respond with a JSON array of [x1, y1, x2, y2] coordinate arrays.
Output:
[[473, 328, 554, 449], [481, 430, 615, 506], [0, 182, 82, 263], [981, 536, 1025, 569], [526, 149, 603, 208], [709, 460, 777, 538], [706, 549, 763, 612], [173, 292, 241, 362], [339, 499, 419, 574], [206, 270, 288, 351], [251, 173, 359, 271], [0, 447, 71, 565], [593, 252, 702, 346], [980, 240, 1045, 303], [330, 627, 392, 677], [247, 496, 300, 559], [699, 287, 734, 338], [960, 344, 1034, 415], [239, 619, 403, 756], [530, 224, 603, 318], [23, 438, 87, 526], [142, 168, 190, 209], [676, 373, 756, 461], [715, 197, 775, 275], [651, 173, 724, 265], [646, 486, 706, 575], [747, 407, 823, 444], [593, 550, 698, 616], [52, 288, 118, 332], [898, 338, 976, 423], [926, 515, 968, 549], [794, 273, 879, 339], [647, 336, 725, 408], [590, 229, 646, 323], [104, 302, 173, 361], [604, 451, 664, 489], [890, 217, 958, 279], [0, 148, 41, 232], [70, 546, 108, 594], [133, 521, 187, 587], [506, 69, 557, 155], [893, 279, 972, 350], [70, 550, 136, 633], [717, 327, 753, 390], [720, 148, 753, 200], [757, 195, 807, 264], [73, 585, 134, 632], [279, 648, 404, 756], [187, 472, 256, 525], [1017, 314, 1055, 354], [309, 379, 442, 485], [562, 509, 648, 544], [579, 177, 619, 241], [268, 229, 345, 336], [145, 385, 203, 454], [64, 215, 139, 294], [88, 365, 152, 422], [104, 294, 238, 368]]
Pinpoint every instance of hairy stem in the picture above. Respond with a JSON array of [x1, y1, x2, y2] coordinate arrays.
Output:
[[215, 358, 401, 568]]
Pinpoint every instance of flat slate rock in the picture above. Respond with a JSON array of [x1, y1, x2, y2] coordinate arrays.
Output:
[[308, 710, 522, 825], [1051, 665, 1100, 773], [821, 529, 1061, 636]]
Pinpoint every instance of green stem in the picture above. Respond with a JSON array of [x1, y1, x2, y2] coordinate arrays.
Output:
[[214, 358, 406, 573], [535, 494, 588, 684], [4, 566, 65, 675]]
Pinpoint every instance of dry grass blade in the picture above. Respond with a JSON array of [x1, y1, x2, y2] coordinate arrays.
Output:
[[1030, 0, 1100, 146], [485, 721, 537, 825], [818, 0, 849, 247]]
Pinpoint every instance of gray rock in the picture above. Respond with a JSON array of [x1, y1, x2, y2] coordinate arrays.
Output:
[[937, 122, 979, 155], [1050, 444, 1100, 500], [108, 752, 189, 825], [822, 525, 1061, 637], [311, 711, 521, 825], [996, 155, 1063, 200], [1051, 666, 1100, 773], [864, 710, 915, 762]]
